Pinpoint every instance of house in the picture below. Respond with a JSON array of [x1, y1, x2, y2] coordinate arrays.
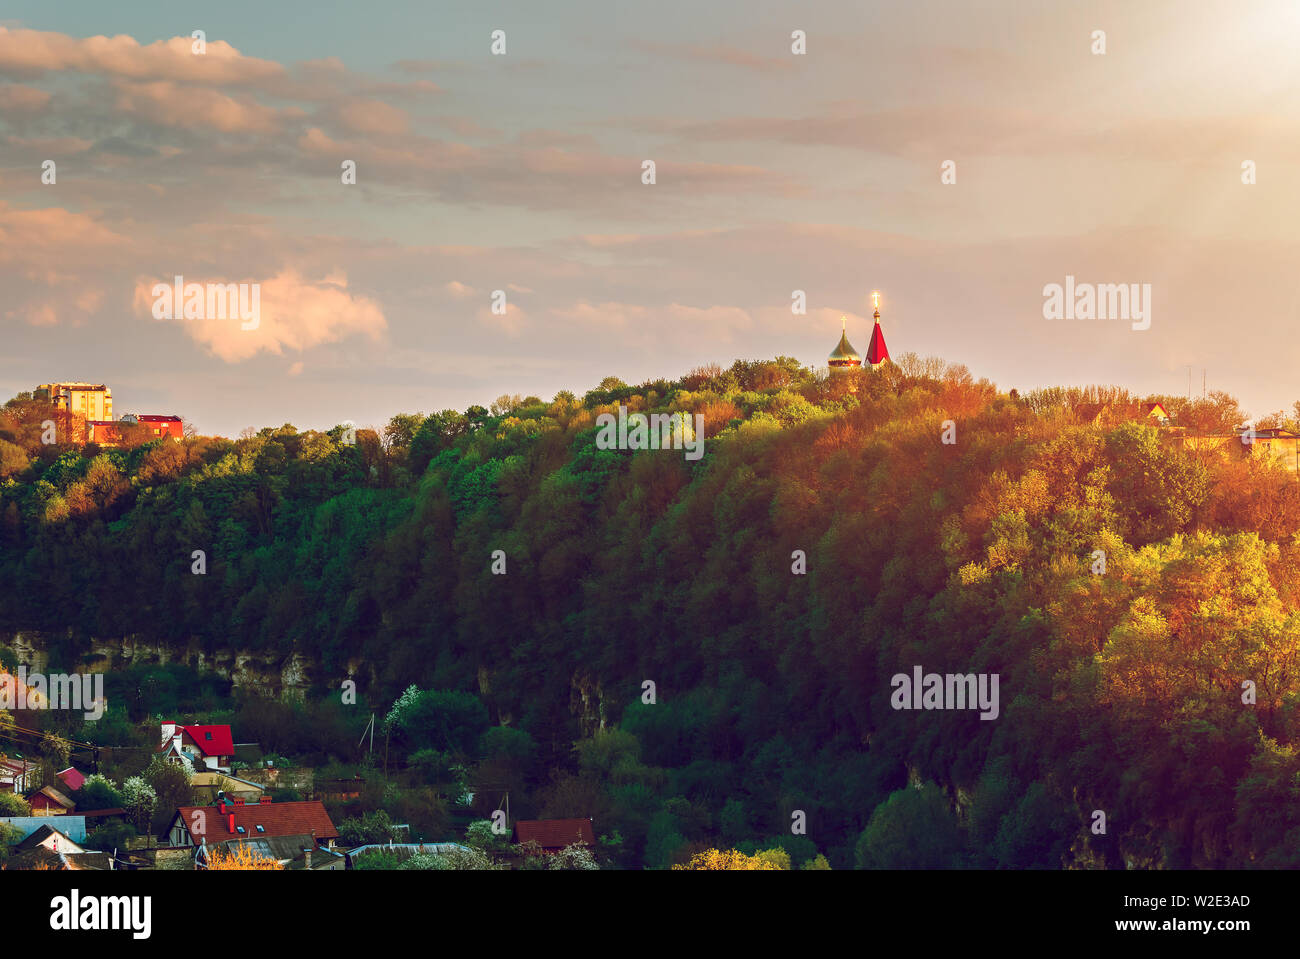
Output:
[[135, 414, 184, 439], [0, 757, 35, 794], [1075, 400, 1171, 427], [315, 777, 365, 801], [56, 767, 86, 794], [1181, 427, 1300, 472], [291, 844, 348, 871], [27, 785, 76, 815], [86, 420, 121, 445], [344, 842, 473, 869], [1143, 402, 1170, 424], [86, 413, 183, 447], [4, 823, 112, 870], [513, 818, 595, 854], [160, 721, 234, 774], [33, 383, 112, 421], [15, 823, 85, 855], [191, 771, 266, 805], [4, 847, 111, 870], [166, 797, 338, 852]]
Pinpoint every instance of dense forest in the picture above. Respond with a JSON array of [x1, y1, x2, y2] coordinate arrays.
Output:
[[4, 354, 1300, 869]]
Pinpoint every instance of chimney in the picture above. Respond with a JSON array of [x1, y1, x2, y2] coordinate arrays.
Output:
[[304, 847, 312, 870], [259, 796, 271, 804]]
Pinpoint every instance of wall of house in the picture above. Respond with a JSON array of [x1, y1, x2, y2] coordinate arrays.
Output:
[[237, 766, 315, 796], [1180, 435, 1300, 471]]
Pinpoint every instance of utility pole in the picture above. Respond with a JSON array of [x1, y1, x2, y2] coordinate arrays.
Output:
[[357, 714, 375, 757]]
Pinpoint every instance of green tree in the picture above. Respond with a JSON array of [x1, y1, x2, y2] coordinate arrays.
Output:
[[855, 785, 964, 869]]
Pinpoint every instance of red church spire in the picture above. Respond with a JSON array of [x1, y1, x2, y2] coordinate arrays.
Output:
[[866, 292, 890, 367]]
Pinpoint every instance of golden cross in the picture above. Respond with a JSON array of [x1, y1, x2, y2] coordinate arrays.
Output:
[[871, 291, 881, 310]]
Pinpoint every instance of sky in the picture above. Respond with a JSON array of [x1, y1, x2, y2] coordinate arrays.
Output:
[[3, 0, 1300, 436]]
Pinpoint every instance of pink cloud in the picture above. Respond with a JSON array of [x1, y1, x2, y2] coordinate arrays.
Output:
[[332, 98, 410, 136], [133, 269, 386, 362], [110, 79, 282, 133], [0, 82, 50, 114], [0, 202, 124, 325], [0, 28, 285, 86]]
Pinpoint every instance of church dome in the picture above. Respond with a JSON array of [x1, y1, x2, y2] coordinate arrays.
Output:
[[828, 318, 862, 368]]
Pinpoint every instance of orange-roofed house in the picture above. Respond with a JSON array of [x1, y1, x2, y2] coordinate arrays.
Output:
[[166, 797, 338, 849]]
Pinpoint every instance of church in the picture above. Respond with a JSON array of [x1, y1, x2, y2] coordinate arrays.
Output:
[[828, 295, 890, 376]]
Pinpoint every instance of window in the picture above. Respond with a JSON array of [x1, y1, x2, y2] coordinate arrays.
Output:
[[236, 826, 246, 834]]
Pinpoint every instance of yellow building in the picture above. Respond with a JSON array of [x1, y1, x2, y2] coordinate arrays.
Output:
[[34, 383, 113, 422], [1180, 428, 1300, 472]]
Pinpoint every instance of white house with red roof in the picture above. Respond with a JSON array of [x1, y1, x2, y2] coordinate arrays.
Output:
[[160, 721, 234, 774]]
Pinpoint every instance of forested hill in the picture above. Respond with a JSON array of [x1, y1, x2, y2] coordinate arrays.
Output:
[[4, 355, 1300, 869]]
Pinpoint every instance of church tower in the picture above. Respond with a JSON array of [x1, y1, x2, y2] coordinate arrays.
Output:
[[866, 292, 890, 368]]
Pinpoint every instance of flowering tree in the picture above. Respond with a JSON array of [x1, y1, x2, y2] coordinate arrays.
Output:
[[547, 843, 600, 870], [206, 843, 283, 870], [121, 777, 157, 833], [672, 848, 785, 870]]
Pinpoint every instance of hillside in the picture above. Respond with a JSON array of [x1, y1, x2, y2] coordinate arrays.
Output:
[[3, 354, 1300, 869]]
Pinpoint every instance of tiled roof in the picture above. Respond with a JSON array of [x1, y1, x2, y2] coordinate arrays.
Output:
[[181, 725, 234, 757], [514, 818, 595, 850], [176, 801, 338, 842]]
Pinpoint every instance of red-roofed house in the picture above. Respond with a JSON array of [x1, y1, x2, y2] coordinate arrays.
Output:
[[160, 721, 234, 774], [166, 798, 338, 850], [56, 767, 86, 793], [513, 818, 595, 854]]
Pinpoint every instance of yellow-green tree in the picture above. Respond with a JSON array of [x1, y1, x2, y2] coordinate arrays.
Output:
[[672, 848, 785, 870]]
